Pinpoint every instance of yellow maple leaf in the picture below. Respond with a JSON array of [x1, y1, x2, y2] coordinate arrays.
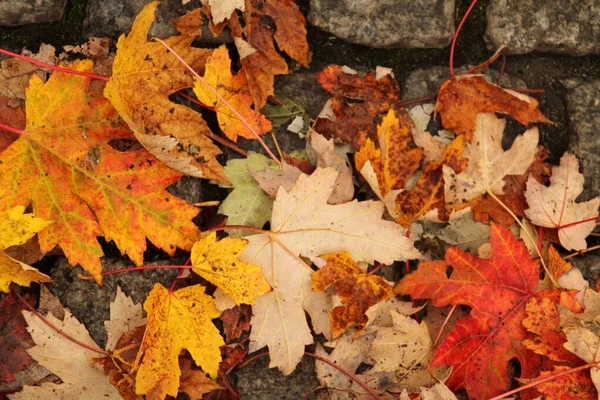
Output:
[[0, 206, 52, 292], [134, 283, 224, 400], [194, 45, 271, 142], [104, 1, 228, 183], [191, 232, 270, 305]]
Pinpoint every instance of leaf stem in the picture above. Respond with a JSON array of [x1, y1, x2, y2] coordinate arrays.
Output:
[[78, 265, 193, 280], [556, 215, 600, 230], [153, 38, 281, 165], [564, 244, 600, 260], [489, 362, 599, 400], [486, 190, 558, 287], [13, 289, 109, 355], [449, 0, 480, 79], [0, 121, 25, 136], [177, 90, 217, 112]]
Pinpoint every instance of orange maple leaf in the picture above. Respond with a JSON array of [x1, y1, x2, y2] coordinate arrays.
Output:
[[435, 76, 550, 138], [521, 366, 597, 400], [0, 60, 201, 283], [193, 46, 272, 142], [312, 252, 393, 338], [314, 65, 402, 149], [395, 224, 542, 399]]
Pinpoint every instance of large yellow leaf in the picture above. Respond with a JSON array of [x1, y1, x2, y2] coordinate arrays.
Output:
[[193, 45, 271, 142], [0, 60, 201, 283], [190, 231, 271, 305], [104, 1, 228, 182], [134, 283, 224, 400], [0, 206, 51, 292], [240, 167, 421, 374]]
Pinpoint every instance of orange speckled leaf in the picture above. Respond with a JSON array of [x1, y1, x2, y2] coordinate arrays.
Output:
[[355, 109, 422, 195], [435, 76, 550, 138], [193, 46, 271, 142], [395, 224, 542, 400], [549, 245, 573, 281], [0, 60, 201, 283], [395, 135, 467, 227], [314, 65, 402, 149], [523, 366, 597, 400], [312, 252, 393, 338], [134, 284, 224, 400], [523, 295, 583, 364], [104, 2, 228, 182]]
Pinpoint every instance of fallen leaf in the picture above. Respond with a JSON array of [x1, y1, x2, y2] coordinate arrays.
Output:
[[0, 97, 25, 153], [0, 60, 201, 283], [525, 152, 600, 250], [444, 113, 539, 204], [190, 231, 271, 305], [104, 287, 147, 352], [178, 357, 222, 400], [560, 289, 600, 363], [104, 2, 227, 182], [240, 167, 420, 374], [355, 109, 423, 196], [10, 310, 121, 399], [218, 152, 279, 236], [314, 65, 402, 149], [524, 366, 597, 400], [220, 304, 251, 342], [134, 283, 224, 399], [194, 45, 271, 141], [395, 224, 542, 399], [0, 293, 36, 385], [435, 75, 550, 137], [312, 252, 393, 338], [0, 206, 52, 292], [249, 161, 303, 198], [548, 245, 573, 282], [209, 0, 244, 24]]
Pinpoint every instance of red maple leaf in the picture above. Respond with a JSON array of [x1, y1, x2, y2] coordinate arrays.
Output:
[[395, 224, 542, 400], [0, 293, 35, 384]]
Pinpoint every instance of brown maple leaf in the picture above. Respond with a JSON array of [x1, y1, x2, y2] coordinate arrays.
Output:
[[0, 293, 36, 384]]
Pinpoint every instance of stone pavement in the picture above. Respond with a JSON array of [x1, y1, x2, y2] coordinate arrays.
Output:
[[1, 0, 599, 399]]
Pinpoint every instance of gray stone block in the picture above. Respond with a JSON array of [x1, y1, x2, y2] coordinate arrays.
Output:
[[565, 79, 600, 200], [0, 0, 67, 26], [485, 0, 600, 56], [309, 0, 455, 49]]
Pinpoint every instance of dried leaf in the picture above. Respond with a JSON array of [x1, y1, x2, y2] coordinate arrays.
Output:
[[104, 287, 147, 352], [525, 152, 600, 250], [178, 357, 222, 400], [0, 293, 36, 384], [0, 97, 25, 153]]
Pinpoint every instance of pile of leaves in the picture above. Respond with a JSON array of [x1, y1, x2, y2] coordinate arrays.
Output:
[[1, 1, 600, 399]]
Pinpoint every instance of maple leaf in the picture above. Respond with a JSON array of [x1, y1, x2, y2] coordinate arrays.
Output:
[[220, 304, 251, 342], [312, 252, 393, 338], [395, 224, 542, 399], [524, 365, 597, 400], [0, 206, 52, 292], [0, 60, 201, 283], [0, 97, 25, 153], [104, 1, 228, 182], [218, 152, 279, 236], [134, 283, 224, 399], [104, 287, 147, 352], [239, 167, 421, 374], [444, 112, 539, 204], [178, 357, 222, 400], [0, 293, 36, 385], [190, 231, 271, 305], [355, 109, 423, 196], [395, 134, 468, 226], [193, 45, 271, 141], [435, 75, 550, 137], [525, 152, 600, 251], [314, 65, 401, 149], [11, 309, 121, 399]]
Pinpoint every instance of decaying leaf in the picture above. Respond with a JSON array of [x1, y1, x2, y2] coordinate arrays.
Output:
[[178, 357, 222, 400], [104, 1, 227, 182], [524, 366, 597, 400], [435, 75, 550, 137], [312, 252, 393, 338], [240, 168, 420, 374], [218, 152, 279, 236], [191, 231, 271, 305], [0, 206, 52, 293], [0, 96, 25, 153], [193, 45, 271, 141], [444, 113, 538, 204], [104, 287, 147, 352], [134, 283, 223, 399], [525, 152, 600, 250], [0, 59, 201, 283], [395, 224, 542, 399], [10, 310, 121, 399]]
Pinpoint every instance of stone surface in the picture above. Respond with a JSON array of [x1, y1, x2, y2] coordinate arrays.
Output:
[[83, 0, 231, 43], [572, 254, 600, 287], [308, 0, 455, 48], [48, 257, 181, 348], [565, 79, 600, 200], [0, 0, 67, 26], [235, 353, 320, 400], [485, 0, 600, 56]]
